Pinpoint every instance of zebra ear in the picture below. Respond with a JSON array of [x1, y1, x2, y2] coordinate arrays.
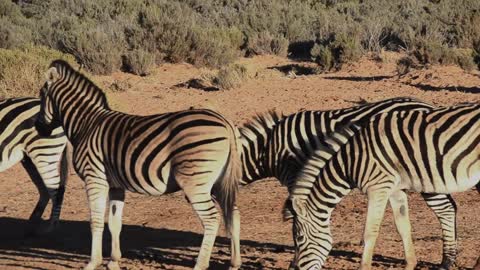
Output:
[[291, 197, 308, 218], [45, 67, 60, 85]]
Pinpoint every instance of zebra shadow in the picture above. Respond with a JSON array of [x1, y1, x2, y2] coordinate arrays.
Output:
[[329, 240, 476, 270], [0, 218, 470, 270], [0, 217, 291, 270]]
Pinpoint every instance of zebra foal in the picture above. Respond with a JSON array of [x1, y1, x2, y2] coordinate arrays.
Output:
[[35, 60, 243, 270], [289, 103, 480, 270], [239, 98, 458, 269], [0, 97, 68, 234]]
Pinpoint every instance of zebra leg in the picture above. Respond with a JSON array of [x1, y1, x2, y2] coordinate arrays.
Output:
[[107, 188, 125, 270], [26, 149, 68, 235], [21, 156, 50, 235], [45, 147, 69, 233], [84, 177, 109, 270], [473, 185, 480, 270], [389, 190, 417, 270], [360, 189, 392, 270], [183, 187, 220, 270], [422, 193, 457, 269], [229, 205, 241, 270]]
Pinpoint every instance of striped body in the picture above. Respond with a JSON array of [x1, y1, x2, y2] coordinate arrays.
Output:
[[290, 104, 480, 270], [36, 60, 242, 270], [0, 97, 68, 233], [239, 98, 459, 268], [73, 110, 232, 195], [241, 98, 435, 188]]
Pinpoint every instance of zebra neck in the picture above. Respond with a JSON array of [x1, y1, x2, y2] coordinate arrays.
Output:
[[240, 136, 269, 183], [58, 98, 110, 145], [305, 163, 352, 217], [294, 148, 353, 204]]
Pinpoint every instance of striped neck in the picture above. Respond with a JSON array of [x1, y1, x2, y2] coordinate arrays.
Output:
[[292, 154, 352, 268], [49, 61, 110, 145], [239, 111, 282, 184]]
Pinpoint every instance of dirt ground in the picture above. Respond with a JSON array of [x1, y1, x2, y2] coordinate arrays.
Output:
[[1, 54, 480, 270]]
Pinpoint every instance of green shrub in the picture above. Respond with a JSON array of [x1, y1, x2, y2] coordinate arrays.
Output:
[[0, 18, 33, 49], [311, 43, 334, 71], [124, 49, 156, 76], [311, 33, 362, 71], [396, 56, 417, 75], [410, 41, 476, 71], [247, 31, 289, 57], [473, 39, 480, 69], [189, 27, 243, 68], [0, 46, 75, 98], [58, 23, 126, 75], [212, 64, 248, 90], [1, 0, 480, 73], [453, 49, 476, 71], [332, 34, 362, 65]]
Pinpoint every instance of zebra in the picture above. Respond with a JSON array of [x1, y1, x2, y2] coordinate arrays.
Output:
[[288, 103, 480, 270], [35, 60, 243, 270], [238, 98, 459, 269], [0, 97, 68, 234]]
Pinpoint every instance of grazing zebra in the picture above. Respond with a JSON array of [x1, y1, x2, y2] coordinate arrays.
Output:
[[288, 103, 480, 270], [0, 97, 68, 234], [35, 60, 242, 270], [239, 98, 458, 269]]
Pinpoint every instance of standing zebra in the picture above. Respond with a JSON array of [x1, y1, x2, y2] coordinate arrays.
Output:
[[35, 60, 243, 270], [239, 98, 458, 269], [288, 103, 480, 270], [0, 97, 68, 234]]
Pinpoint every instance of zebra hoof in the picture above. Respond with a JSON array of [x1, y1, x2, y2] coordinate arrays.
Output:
[[107, 261, 121, 270], [193, 263, 209, 270], [83, 262, 99, 270], [438, 258, 457, 270]]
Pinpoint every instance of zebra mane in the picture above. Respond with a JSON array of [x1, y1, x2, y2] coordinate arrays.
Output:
[[49, 60, 110, 109], [238, 110, 284, 138]]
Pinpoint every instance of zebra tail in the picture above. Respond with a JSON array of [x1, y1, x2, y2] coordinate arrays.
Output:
[[216, 120, 243, 234]]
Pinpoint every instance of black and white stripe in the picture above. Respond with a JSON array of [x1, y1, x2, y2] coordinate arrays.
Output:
[[0, 97, 68, 234], [289, 103, 480, 270], [239, 98, 459, 268], [35, 60, 243, 270]]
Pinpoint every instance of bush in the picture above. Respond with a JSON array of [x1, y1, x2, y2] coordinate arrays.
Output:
[[58, 23, 126, 75], [410, 41, 476, 71], [188, 27, 243, 68], [0, 17, 33, 49], [396, 56, 417, 75], [0, 46, 75, 98], [247, 31, 289, 57], [331, 34, 362, 65], [473, 39, 480, 69], [124, 49, 156, 76], [454, 49, 476, 71], [311, 33, 362, 71], [1, 0, 479, 73], [212, 64, 248, 90], [311, 43, 334, 71]]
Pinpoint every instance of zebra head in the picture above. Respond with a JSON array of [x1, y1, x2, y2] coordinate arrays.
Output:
[[290, 197, 331, 270], [35, 65, 62, 136]]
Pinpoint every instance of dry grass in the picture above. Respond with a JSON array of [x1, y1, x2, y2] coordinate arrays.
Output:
[[0, 46, 75, 98]]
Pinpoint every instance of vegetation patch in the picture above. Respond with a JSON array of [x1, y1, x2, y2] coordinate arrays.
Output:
[[0, 0, 479, 75], [0, 46, 75, 98]]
